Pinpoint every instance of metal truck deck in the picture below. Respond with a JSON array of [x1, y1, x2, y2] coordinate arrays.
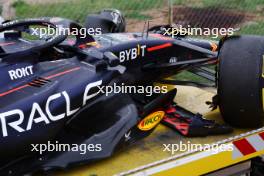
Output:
[[57, 85, 264, 176]]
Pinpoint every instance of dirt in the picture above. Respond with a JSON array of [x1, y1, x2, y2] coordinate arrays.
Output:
[[172, 6, 256, 29], [127, 6, 256, 33], [127, 8, 169, 32]]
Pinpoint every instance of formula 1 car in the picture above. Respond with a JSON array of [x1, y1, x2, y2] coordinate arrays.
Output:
[[0, 9, 263, 175]]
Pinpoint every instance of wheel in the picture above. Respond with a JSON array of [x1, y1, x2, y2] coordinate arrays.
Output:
[[218, 35, 264, 128]]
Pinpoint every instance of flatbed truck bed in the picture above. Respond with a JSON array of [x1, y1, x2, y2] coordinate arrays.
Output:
[[57, 86, 264, 176]]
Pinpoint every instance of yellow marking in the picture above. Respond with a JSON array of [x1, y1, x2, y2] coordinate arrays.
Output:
[[138, 111, 165, 131], [86, 42, 97, 46], [153, 149, 264, 176], [137, 44, 140, 56]]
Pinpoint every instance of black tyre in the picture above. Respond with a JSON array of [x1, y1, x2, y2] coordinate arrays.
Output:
[[218, 35, 264, 128]]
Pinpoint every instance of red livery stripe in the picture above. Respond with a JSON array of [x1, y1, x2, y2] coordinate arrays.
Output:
[[45, 67, 81, 79], [147, 43, 172, 52], [0, 84, 30, 97], [0, 42, 16, 46], [0, 67, 81, 97]]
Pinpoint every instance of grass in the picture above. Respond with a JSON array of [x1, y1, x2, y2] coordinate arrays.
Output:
[[239, 22, 264, 35], [13, 0, 264, 35], [172, 0, 264, 12], [14, 0, 164, 22], [172, 71, 211, 82]]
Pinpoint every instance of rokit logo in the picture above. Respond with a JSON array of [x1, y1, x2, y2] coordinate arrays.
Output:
[[0, 80, 102, 137], [119, 44, 147, 63], [8, 65, 34, 80]]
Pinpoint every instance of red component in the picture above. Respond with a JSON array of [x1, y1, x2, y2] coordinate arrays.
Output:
[[165, 106, 176, 113], [163, 115, 189, 135], [78, 44, 86, 49], [233, 139, 257, 156], [259, 132, 264, 140]]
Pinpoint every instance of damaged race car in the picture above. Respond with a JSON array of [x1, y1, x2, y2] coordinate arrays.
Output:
[[0, 9, 263, 175]]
